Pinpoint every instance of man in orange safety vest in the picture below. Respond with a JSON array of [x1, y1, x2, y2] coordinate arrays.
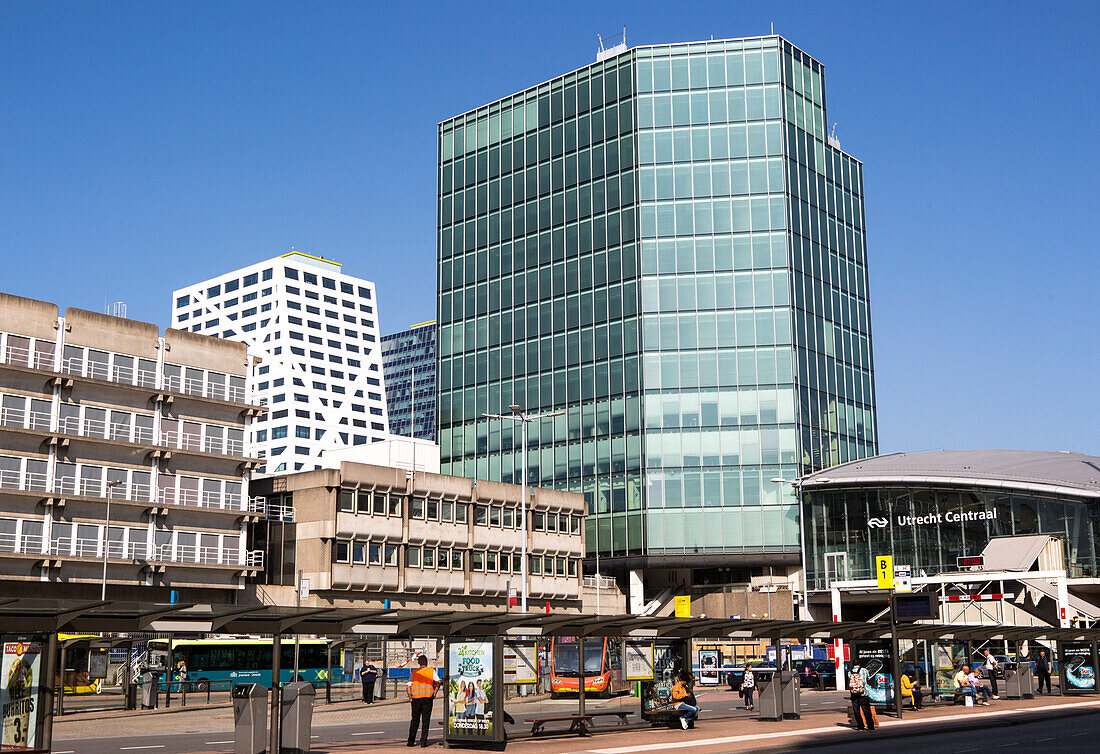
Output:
[[406, 654, 441, 747]]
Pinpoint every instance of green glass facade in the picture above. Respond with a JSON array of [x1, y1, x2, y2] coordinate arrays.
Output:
[[437, 36, 876, 567]]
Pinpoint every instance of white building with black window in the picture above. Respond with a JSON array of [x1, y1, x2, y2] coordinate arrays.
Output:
[[172, 252, 389, 475]]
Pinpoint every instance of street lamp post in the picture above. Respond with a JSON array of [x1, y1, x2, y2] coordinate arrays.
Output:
[[770, 476, 808, 621], [483, 405, 563, 613], [102, 479, 124, 600]]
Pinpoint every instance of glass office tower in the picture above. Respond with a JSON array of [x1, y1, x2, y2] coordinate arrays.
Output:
[[381, 320, 438, 440], [437, 36, 877, 585]]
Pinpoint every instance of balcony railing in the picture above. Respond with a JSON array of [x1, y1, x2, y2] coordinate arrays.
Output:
[[152, 544, 243, 566], [157, 486, 245, 512], [25, 472, 48, 492], [0, 532, 44, 554], [264, 498, 295, 521], [2, 345, 53, 370]]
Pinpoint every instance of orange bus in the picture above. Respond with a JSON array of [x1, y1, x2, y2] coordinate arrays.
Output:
[[549, 636, 621, 697]]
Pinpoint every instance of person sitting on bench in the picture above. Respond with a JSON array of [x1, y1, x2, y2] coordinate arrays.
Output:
[[967, 666, 992, 705], [671, 671, 700, 730], [900, 669, 923, 709]]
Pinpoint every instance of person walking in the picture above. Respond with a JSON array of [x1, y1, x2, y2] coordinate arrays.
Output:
[[1035, 649, 1052, 695], [361, 661, 378, 704], [982, 650, 1000, 699], [848, 666, 874, 731], [741, 666, 756, 711], [406, 655, 440, 748]]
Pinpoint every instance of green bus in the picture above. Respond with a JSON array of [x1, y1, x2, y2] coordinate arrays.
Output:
[[149, 638, 342, 689]]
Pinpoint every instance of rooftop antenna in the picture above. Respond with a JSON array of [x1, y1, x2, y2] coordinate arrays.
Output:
[[107, 301, 127, 319], [771, 21, 774, 34]]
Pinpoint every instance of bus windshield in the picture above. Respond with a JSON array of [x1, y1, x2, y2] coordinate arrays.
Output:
[[553, 641, 605, 676]]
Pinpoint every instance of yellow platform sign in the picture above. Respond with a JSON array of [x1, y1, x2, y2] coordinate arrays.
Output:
[[674, 595, 691, 618], [876, 555, 894, 590]]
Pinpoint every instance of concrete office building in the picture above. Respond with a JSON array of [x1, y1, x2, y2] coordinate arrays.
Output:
[[0, 292, 263, 602], [172, 252, 389, 475], [436, 36, 876, 610], [380, 320, 437, 441], [249, 461, 593, 611]]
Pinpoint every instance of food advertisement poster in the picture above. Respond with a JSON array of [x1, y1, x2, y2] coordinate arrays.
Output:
[[1, 639, 43, 750], [446, 640, 496, 741]]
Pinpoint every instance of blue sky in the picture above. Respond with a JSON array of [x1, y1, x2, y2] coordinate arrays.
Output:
[[2, 1, 1097, 455]]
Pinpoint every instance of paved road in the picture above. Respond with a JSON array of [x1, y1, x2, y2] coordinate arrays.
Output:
[[805, 709, 1100, 752]]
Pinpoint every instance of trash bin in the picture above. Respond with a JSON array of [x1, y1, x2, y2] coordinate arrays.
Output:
[[755, 669, 781, 720], [140, 670, 161, 709], [126, 681, 139, 710], [280, 681, 316, 754], [780, 672, 801, 718], [1004, 662, 1034, 699], [232, 683, 268, 754]]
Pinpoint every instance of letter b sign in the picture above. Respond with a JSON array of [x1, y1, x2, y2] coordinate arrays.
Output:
[[875, 555, 894, 590]]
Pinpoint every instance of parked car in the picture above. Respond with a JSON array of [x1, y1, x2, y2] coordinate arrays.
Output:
[[797, 660, 839, 690], [727, 660, 775, 691]]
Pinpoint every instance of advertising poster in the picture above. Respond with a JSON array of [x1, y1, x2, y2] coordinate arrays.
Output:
[[624, 641, 654, 681], [1, 639, 43, 750], [640, 639, 687, 720], [1060, 642, 1097, 695], [446, 640, 495, 741], [502, 642, 537, 684], [851, 640, 894, 706], [698, 649, 720, 685], [934, 643, 967, 696]]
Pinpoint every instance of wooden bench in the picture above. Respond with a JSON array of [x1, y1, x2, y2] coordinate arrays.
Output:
[[524, 711, 631, 736]]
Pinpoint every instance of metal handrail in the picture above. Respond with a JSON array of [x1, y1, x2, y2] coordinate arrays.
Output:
[[0, 407, 26, 428], [0, 469, 20, 489], [112, 364, 135, 384], [25, 472, 48, 492]]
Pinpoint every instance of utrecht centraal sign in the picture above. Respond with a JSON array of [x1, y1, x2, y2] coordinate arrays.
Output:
[[891, 508, 999, 527]]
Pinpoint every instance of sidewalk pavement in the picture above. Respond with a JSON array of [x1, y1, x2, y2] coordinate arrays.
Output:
[[54, 687, 1100, 752]]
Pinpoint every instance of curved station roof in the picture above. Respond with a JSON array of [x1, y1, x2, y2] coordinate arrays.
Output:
[[799, 449, 1100, 500]]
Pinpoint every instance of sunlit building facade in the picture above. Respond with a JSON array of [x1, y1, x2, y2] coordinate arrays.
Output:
[[436, 36, 876, 594]]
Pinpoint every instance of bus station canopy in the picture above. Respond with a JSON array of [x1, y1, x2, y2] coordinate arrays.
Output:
[[2, 599, 1099, 644]]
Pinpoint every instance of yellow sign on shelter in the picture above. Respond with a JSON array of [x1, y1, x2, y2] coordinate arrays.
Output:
[[674, 595, 691, 618], [876, 555, 894, 590]]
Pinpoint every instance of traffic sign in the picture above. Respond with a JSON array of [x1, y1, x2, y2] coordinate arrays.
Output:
[[876, 555, 894, 590]]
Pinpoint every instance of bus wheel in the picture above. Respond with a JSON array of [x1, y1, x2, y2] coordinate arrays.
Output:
[[194, 679, 209, 693], [602, 681, 612, 698]]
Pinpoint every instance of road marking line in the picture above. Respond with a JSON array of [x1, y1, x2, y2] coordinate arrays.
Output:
[[205, 742, 234, 745], [1036, 737, 1057, 742], [352, 731, 385, 735], [585, 699, 1100, 754], [119, 747, 167, 751]]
